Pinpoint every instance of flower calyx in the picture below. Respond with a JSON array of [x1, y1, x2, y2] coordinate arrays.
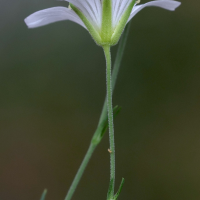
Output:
[[70, 0, 137, 46]]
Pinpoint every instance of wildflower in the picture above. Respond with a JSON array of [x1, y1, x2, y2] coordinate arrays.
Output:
[[24, 1, 181, 200], [25, 0, 181, 46]]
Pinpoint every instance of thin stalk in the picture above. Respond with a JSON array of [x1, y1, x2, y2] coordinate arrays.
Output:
[[64, 144, 95, 200], [103, 45, 115, 197], [64, 22, 132, 200], [98, 21, 131, 125]]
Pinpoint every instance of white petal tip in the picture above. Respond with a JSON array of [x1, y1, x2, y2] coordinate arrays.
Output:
[[170, 1, 181, 11], [24, 17, 38, 28]]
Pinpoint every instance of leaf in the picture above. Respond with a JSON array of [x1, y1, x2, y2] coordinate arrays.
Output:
[[114, 178, 125, 200], [92, 105, 122, 145], [100, 105, 122, 138], [40, 189, 47, 200]]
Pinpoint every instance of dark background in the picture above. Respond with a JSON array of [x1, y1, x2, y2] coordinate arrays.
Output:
[[0, 0, 200, 199]]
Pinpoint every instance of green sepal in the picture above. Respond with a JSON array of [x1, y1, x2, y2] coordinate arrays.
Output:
[[107, 178, 114, 200], [113, 178, 125, 200], [101, 0, 112, 44], [111, 0, 136, 45], [70, 3, 102, 45], [91, 105, 122, 145], [40, 189, 47, 200]]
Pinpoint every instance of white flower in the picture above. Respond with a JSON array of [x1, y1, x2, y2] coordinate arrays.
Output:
[[25, 0, 181, 46]]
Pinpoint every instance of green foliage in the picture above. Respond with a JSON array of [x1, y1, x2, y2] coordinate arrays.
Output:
[[92, 105, 122, 145], [40, 189, 47, 200], [114, 178, 125, 200], [107, 178, 125, 200]]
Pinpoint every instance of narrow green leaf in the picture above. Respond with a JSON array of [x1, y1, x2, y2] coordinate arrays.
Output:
[[40, 189, 47, 200], [100, 105, 122, 138], [113, 106, 122, 118], [92, 105, 122, 145], [114, 178, 125, 200]]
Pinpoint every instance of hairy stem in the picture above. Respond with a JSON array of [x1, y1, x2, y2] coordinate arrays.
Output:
[[64, 22, 132, 200], [103, 45, 115, 196]]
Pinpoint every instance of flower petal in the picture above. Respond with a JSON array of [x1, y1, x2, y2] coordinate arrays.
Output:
[[24, 6, 86, 29], [65, 0, 102, 30], [128, 0, 181, 22]]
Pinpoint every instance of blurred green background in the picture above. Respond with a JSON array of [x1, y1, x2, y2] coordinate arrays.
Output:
[[0, 0, 200, 199]]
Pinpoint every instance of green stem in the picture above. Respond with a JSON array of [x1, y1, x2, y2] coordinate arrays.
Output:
[[98, 21, 131, 125], [64, 22, 132, 200], [103, 45, 115, 197], [64, 144, 95, 200]]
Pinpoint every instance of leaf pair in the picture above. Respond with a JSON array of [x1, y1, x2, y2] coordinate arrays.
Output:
[[107, 178, 125, 200]]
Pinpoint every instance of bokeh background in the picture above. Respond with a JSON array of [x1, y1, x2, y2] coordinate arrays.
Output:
[[0, 0, 200, 199]]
